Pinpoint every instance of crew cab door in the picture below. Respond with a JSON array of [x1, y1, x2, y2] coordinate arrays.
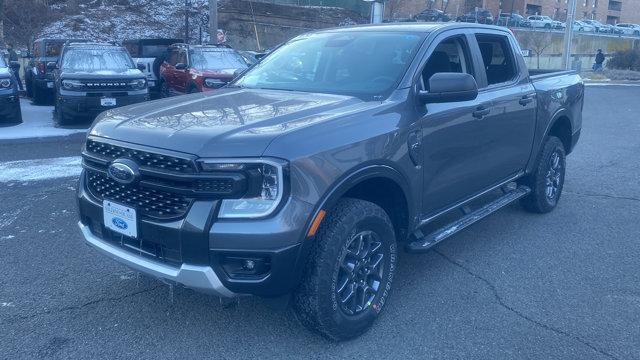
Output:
[[162, 49, 180, 94], [173, 50, 190, 94], [472, 31, 537, 182], [414, 32, 496, 215]]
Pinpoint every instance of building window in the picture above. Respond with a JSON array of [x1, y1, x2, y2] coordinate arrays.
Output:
[[526, 4, 542, 14], [608, 0, 622, 11]]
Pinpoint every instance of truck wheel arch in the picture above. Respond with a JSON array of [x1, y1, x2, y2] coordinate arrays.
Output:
[[544, 112, 573, 154], [306, 164, 414, 243]]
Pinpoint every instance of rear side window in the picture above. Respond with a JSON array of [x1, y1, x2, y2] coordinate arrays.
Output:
[[476, 34, 517, 86]]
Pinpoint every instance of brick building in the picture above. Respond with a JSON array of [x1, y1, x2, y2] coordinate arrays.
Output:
[[386, 0, 640, 24]]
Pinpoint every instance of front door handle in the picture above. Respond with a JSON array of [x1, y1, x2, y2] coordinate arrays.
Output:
[[472, 106, 490, 119], [519, 94, 535, 106]]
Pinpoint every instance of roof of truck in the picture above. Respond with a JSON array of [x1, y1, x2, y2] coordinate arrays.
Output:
[[315, 22, 508, 34]]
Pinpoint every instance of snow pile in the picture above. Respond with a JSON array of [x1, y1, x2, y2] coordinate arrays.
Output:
[[0, 100, 86, 140]]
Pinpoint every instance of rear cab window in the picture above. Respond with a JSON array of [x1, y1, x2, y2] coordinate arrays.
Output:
[[476, 34, 518, 87]]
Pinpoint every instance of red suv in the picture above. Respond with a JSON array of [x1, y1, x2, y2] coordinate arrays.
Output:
[[159, 44, 249, 96]]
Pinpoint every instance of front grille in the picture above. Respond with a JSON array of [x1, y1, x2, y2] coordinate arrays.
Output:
[[85, 139, 196, 174], [81, 80, 129, 91], [87, 170, 192, 219]]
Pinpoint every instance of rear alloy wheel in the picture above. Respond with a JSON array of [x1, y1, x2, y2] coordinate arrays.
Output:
[[520, 136, 566, 213], [293, 198, 397, 341]]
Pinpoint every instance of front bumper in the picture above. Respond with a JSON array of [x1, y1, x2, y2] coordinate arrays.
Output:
[[0, 91, 20, 119], [77, 169, 315, 297], [58, 91, 148, 118], [79, 222, 236, 297]]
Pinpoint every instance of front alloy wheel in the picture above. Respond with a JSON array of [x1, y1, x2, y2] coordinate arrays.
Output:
[[294, 198, 397, 341], [336, 230, 385, 316]]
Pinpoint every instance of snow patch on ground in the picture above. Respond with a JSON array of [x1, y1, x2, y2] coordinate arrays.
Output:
[[0, 99, 87, 140], [0, 156, 82, 182]]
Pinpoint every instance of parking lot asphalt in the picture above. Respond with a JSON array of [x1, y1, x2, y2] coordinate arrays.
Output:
[[0, 86, 639, 359]]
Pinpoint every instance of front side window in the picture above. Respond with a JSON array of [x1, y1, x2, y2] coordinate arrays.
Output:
[[0, 57, 6, 67], [61, 47, 135, 72], [476, 34, 517, 86], [235, 31, 424, 99], [167, 50, 179, 66], [45, 43, 63, 57], [421, 36, 474, 91], [189, 49, 247, 71]]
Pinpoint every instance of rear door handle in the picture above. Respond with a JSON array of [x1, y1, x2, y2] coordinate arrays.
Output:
[[519, 94, 535, 106], [472, 106, 490, 119]]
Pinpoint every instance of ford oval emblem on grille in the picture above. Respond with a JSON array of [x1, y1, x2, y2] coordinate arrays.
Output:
[[107, 159, 140, 185], [112, 217, 129, 230]]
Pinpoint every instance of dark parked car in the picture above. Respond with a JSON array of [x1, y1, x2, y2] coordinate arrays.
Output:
[[24, 38, 86, 104], [457, 9, 494, 24], [77, 23, 583, 341], [123, 38, 181, 98], [0, 56, 22, 124], [415, 9, 451, 22], [495, 13, 530, 27], [160, 43, 248, 95], [52, 42, 149, 125]]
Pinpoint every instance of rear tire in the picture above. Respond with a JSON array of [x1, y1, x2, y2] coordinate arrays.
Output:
[[54, 101, 72, 127], [32, 84, 47, 105], [160, 79, 170, 98], [293, 198, 397, 341], [519, 136, 566, 213]]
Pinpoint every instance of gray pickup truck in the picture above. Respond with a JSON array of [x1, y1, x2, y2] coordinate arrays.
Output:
[[77, 23, 583, 340]]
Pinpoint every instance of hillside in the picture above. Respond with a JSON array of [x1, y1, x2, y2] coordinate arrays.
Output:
[[31, 0, 366, 49]]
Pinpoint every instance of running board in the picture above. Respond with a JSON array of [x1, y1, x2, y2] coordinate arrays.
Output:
[[406, 186, 531, 253]]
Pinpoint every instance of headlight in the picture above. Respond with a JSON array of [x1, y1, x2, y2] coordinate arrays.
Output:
[[0, 78, 12, 88], [199, 159, 286, 219], [204, 78, 227, 89], [62, 79, 82, 90], [129, 79, 147, 90]]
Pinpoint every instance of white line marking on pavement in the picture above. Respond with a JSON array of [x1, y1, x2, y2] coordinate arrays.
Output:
[[0, 156, 82, 182]]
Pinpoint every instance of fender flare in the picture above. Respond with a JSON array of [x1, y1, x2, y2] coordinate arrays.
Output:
[[303, 162, 416, 238]]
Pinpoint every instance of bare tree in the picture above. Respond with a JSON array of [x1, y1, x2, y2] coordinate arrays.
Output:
[[3, 0, 59, 47], [519, 31, 553, 69], [385, 0, 403, 19]]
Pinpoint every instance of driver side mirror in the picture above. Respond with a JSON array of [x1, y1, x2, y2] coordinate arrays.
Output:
[[137, 63, 147, 72], [46, 61, 58, 71], [175, 63, 188, 70], [419, 72, 478, 104]]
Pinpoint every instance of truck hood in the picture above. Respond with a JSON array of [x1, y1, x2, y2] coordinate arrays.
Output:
[[0, 67, 9, 77], [89, 88, 363, 158], [60, 68, 145, 79]]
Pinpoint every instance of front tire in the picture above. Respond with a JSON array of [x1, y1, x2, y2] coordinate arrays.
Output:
[[293, 198, 397, 341], [519, 136, 566, 213]]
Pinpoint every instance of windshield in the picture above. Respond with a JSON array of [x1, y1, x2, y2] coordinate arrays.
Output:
[[61, 47, 135, 72], [189, 49, 248, 71], [235, 31, 424, 98]]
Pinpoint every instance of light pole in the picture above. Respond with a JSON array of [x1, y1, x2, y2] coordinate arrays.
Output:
[[184, 0, 191, 44], [209, 0, 218, 44], [363, 0, 385, 24], [562, 0, 577, 69]]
